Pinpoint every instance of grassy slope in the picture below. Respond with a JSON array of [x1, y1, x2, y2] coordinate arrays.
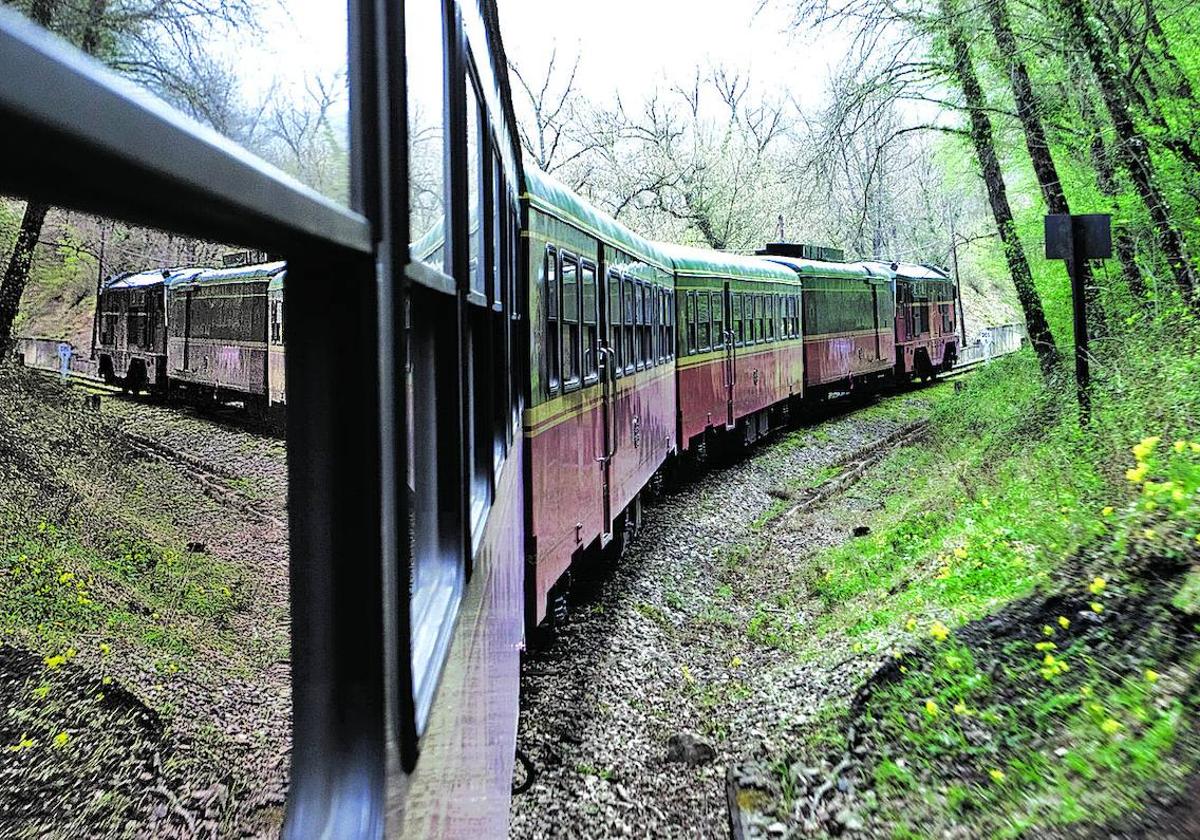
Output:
[[777, 314, 1200, 836]]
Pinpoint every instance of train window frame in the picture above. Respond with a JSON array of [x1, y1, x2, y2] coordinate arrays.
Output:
[[581, 258, 599, 385], [641, 282, 652, 367], [607, 268, 623, 377], [560, 250, 581, 391], [766, 294, 775, 342], [544, 245, 561, 394], [628, 277, 638, 372], [710, 290, 723, 350], [696, 287, 711, 352], [667, 290, 675, 360]]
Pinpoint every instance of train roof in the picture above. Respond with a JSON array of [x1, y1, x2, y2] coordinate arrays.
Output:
[[761, 255, 874, 280], [176, 261, 288, 288], [860, 260, 952, 282], [656, 242, 800, 285], [522, 168, 672, 273], [103, 266, 209, 290]]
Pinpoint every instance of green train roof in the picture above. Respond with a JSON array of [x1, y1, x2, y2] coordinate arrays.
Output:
[[762, 255, 874, 280], [174, 261, 287, 289], [522, 168, 672, 272], [656, 241, 800, 285]]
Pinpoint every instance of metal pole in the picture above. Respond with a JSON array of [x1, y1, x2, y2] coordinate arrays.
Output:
[[1068, 217, 1091, 423]]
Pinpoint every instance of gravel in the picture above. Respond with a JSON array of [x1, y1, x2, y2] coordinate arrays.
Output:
[[509, 394, 939, 839]]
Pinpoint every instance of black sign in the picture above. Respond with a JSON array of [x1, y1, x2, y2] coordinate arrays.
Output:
[[1044, 214, 1112, 260]]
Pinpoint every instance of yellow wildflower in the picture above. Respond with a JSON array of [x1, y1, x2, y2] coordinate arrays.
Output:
[[1191, 442, 1200, 454], [5, 733, 36, 752], [954, 702, 969, 715], [1043, 625, 1056, 637], [905, 618, 917, 632], [1100, 718, 1123, 736], [1080, 685, 1093, 698], [1035, 641, 1057, 651], [930, 621, 950, 643], [1126, 464, 1149, 483], [1101, 506, 1114, 517], [1091, 602, 1105, 614], [1174, 440, 1188, 454], [953, 546, 968, 560], [989, 769, 1006, 783], [98, 643, 111, 656], [44, 654, 66, 669], [101, 676, 111, 686], [1043, 654, 1058, 667], [681, 666, 695, 685], [924, 700, 939, 717], [730, 656, 743, 668], [1089, 577, 1107, 595], [65, 648, 76, 659], [52, 731, 69, 749], [1132, 436, 1161, 461], [1142, 528, 1157, 540], [1058, 616, 1071, 629], [1145, 669, 1159, 683], [936, 565, 951, 580], [981, 497, 991, 509], [58, 571, 73, 584]]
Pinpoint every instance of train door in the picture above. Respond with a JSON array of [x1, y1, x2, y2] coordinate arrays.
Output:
[[598, 266, 617, 545], [723, 281, 735, 428]]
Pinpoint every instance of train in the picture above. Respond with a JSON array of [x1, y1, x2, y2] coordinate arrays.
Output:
[[3, 0, 965, 836]]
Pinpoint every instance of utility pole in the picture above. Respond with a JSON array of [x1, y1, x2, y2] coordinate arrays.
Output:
[[1045, 214, 1112, 424]]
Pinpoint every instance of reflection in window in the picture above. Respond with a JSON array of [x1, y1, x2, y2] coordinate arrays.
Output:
[[407, 0, 447, 267], [466, 81, 483, 296]]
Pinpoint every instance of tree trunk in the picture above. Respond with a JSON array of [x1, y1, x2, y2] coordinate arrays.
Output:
[[0, 202, 51, 355], [987, 0, 1104, 329], [1063, 0, 1198, 305], [1143, 0, 1197, 101], [943, 0, 1060, 375]]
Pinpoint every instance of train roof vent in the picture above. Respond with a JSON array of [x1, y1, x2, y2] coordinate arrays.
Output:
[[756, 242, 846, 262]]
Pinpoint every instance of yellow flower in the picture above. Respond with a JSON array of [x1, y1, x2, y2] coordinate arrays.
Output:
[[1043, 654, 1057, 667], [44, 655, 66, 669], [905, 618, 917, 632], [1100, 718, 1122, 736], [1091, 602, 1105, 614], [1089, 577, 1107, 595], [730, 656, 743, 668], [1145, 669, 1159, 683], [953, 546, 968, 560], [924, 700, 939, 717], [1080, 685, 1093, 698], [98, 643, 111, 656], [1132, 436, 1161, 461], [981, 497, 991, 508], [1058, 616, 1071, 629], [58, 571, 74, 584], [1042, 625, 1056, 637], [1142, 528, 1156, 540], [930, 621, 950, 643], [681, 666, 695, 685], [1190, 442, 1200, 454], [989, 769, 1006, 783], [1174, 440, 1188, 454], [1126, 464, 1149, 483], [101, 676, 112, 686], [936, 565, 951, 580], [52, 731, 69, 749], [1035, 641, 1056, 651], [954, 702, 969, 716], [1101, 506, 1114, 517]]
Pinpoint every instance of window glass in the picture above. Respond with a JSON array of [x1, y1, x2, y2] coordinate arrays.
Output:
[[685, 290, 697, 356], [628, 278, 638, 369], [608, 270, 623, 375], [582, 263, 598, 383], [711, 291, 723, 349], [545, 247, 559, 392], [697, 290, 711, 351], [407, 0, 446, 264], [562, 255, 580, 387], [491, 152, 503, 306], [641, 284, 652, 366], [465, 81, 484, 297]]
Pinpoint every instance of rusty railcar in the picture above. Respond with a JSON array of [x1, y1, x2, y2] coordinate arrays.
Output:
[[164, 261, 284, 411], [95, 267, 206, 392], [866, 261, 960, 378]]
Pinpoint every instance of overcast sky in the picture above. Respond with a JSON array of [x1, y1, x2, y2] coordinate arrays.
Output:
[[496, 0, 845, 110]]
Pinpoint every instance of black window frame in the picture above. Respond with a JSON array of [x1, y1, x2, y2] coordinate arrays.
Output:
[[544, 244, 560, 394]]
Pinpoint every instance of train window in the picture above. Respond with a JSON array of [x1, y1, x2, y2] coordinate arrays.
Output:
[[632, 281, 643, 369], [757, 295, 766, 343], [466, 82, 485, 299], [642, 284, 653, 366], [562, 253, 581, 389], [270, 300, 283, 344], [697, 289, 711, 351], [623, 277, 636, 373], [407, 0, 447, 269], [711, 291, 723, 349], [607, 270, 623, 376], [659, 288, 669, 363], [582, 261, 599, 384], [732, 293, 742, 347], [667, 290, 676, 360], [491, 152, 504, 308], [941, 302, 954, 332], [691, 290, 700, 355], [544, 246, 560, 394], [767, 295, 776, 342]]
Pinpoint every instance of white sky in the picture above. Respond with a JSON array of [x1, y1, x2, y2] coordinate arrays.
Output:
[[496, 0, 845, 110]]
